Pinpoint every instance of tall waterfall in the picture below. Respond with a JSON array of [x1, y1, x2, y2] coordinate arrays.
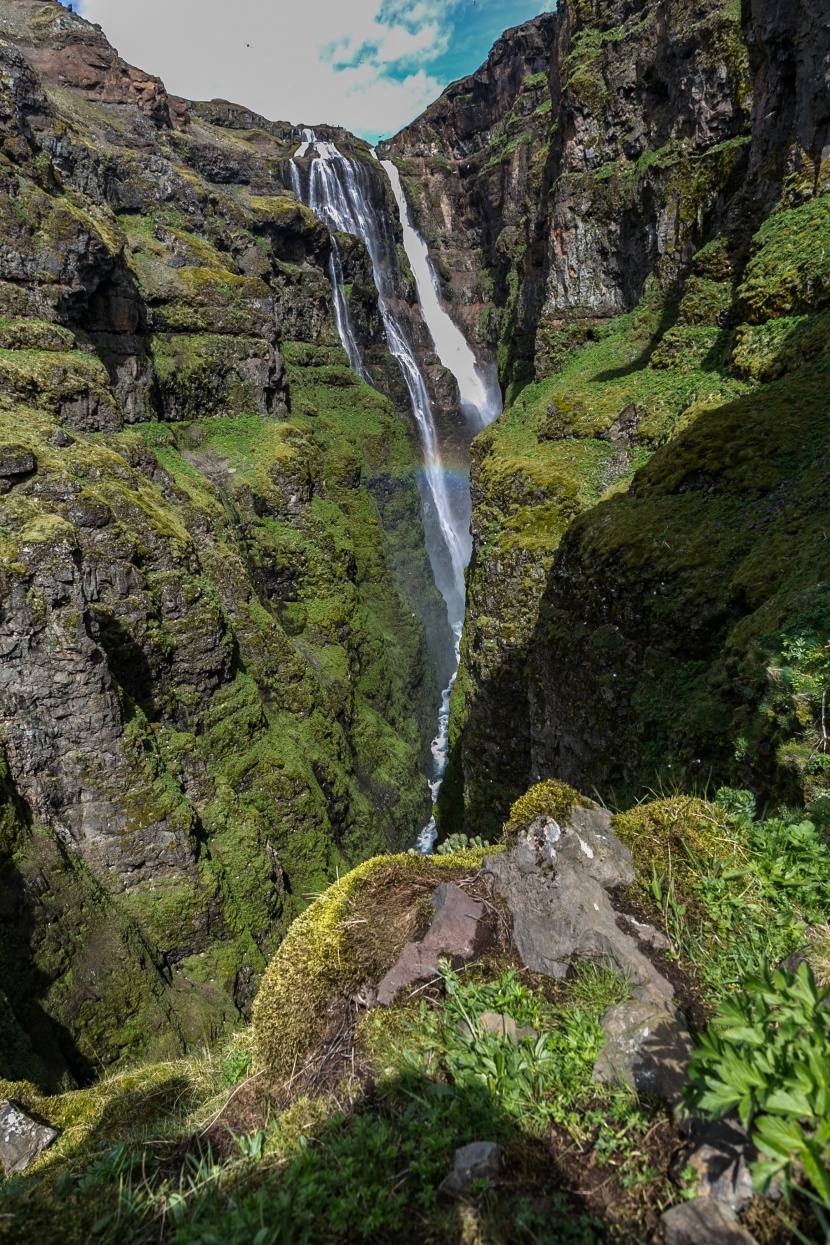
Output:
[[291, 134, 501, 849]]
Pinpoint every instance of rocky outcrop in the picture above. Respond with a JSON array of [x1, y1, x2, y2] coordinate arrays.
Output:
[[0, 1099, 59, 1174], [375, 882, 483, 1005], [0, 0, 447, 1086], [2, 0, 189, 130]]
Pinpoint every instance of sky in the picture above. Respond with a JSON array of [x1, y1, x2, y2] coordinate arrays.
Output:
[[71, 0, 554, 141]]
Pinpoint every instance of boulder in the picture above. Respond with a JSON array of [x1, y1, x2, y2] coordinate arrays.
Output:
[[484, 808, 673, 1001], [0, 444, 35, 492], [674, 1117, 755, 1211], [661, 1197, 759, 1244], [376, 883, 482, 1006], [437, 1141, 503, 1199], [0, 1100, 60, 1175], [592, 998, 694, 1105]]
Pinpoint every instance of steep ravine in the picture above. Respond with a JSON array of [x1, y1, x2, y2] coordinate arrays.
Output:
[[388, 0, 830, 837]]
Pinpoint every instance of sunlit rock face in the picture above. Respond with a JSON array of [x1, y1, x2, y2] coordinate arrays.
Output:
[[383, 12, 557, 392]]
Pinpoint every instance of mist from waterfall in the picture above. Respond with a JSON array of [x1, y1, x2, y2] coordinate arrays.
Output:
[[290, 134, 501, 850]]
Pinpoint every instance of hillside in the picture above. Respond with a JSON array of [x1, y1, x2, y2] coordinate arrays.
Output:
[[386, 0, 830, 837], [0, 0, 447, 1083]]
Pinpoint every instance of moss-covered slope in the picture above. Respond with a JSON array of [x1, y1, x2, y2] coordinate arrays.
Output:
[[0, 0, 445, 1086]]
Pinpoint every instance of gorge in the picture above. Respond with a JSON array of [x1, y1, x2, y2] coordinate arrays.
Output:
[[0, 0, 829, 1239], [288, 130, 503, 846]]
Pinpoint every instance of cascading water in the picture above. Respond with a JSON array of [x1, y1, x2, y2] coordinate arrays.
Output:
[[290, 134, 502, 850], [382, 160, 502, 850]]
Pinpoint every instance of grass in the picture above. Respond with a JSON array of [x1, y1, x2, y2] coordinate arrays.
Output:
[[612, 791, 830, 1008], [5, 788, 830, 1242], [0, 956, 661, 1245]]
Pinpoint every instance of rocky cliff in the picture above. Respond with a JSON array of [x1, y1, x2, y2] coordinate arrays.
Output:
[[0, 0, 448, 1087], [382, 12, 557, 388], [386, 0, 830, 837]]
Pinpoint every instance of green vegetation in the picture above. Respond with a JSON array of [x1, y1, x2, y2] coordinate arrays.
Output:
[[252, 849, 493, 1078], [5, 786, 830, 1241], [451, 184, 830, 831], [687, 963, 830, 1226], [504, 780, 594, 841], [613, 792, 830, 1004], [0, 850, 675, 1245]]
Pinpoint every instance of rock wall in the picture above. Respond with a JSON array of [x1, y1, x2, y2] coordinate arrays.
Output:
[[382, 13, 557, 387], [0, 0, 445, 1086], [391, 0, 830, 835]]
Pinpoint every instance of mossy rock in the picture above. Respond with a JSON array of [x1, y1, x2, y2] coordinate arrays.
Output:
[[612, 797, 732, 913], [252, 848, 496, 1079], [504, 780, 594, 842]]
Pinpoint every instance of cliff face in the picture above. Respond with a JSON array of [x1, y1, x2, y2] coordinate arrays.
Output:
[[383, 13, 557, 384], [528, 0, 830, 807], [397, 0, 829, 836], [0, 0, 444, 1086]]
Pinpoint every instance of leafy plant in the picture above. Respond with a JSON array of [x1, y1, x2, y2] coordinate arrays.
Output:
[[434, 832, 492, 856], [686, 962, 830, 1225], [410, 961, 629, 1131], [714, 786, 757, 825]]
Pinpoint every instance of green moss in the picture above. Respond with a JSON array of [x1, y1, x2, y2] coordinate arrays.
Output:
[[0, 320, 76, 352], [252, 847, 496, 1077], [612, 798, 732, 912], [738, 195, 830, 323], [0, 348, 116, 417], [731, 309, 830, 381], [504, 780, 594, 842]]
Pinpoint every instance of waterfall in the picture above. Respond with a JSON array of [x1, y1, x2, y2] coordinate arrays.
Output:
[[291, 134, 502, 850], [382, 161, 503, 429], [382, 160, 502, 851]]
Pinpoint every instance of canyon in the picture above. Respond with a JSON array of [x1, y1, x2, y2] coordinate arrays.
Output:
[[0, 4, 828, 1233]]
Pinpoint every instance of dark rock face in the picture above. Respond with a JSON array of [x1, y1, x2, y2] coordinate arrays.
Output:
[[0, 0, 446, 1085], [743, 0, 830, 206], [394, 0, 830, 832], [522, 0, 830, 806]]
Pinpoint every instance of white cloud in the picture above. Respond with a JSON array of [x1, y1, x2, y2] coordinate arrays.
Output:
[[76, 0, 457, 138]]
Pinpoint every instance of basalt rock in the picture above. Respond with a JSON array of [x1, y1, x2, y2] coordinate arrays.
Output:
[[375, 882, 483, 1005], [661, 1198, 759, 1245], [0, 1099, 59, 1174]]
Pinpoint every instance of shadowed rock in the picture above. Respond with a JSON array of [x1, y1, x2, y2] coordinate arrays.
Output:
[[661, 1197, 759, 1244], [593, 999, 694, 1105], [437, 1141, 503, 1199], [674, 1117, 756, 1212]]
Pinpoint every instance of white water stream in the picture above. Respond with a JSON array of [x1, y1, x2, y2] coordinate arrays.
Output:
[[291, 135, 501, 850]]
